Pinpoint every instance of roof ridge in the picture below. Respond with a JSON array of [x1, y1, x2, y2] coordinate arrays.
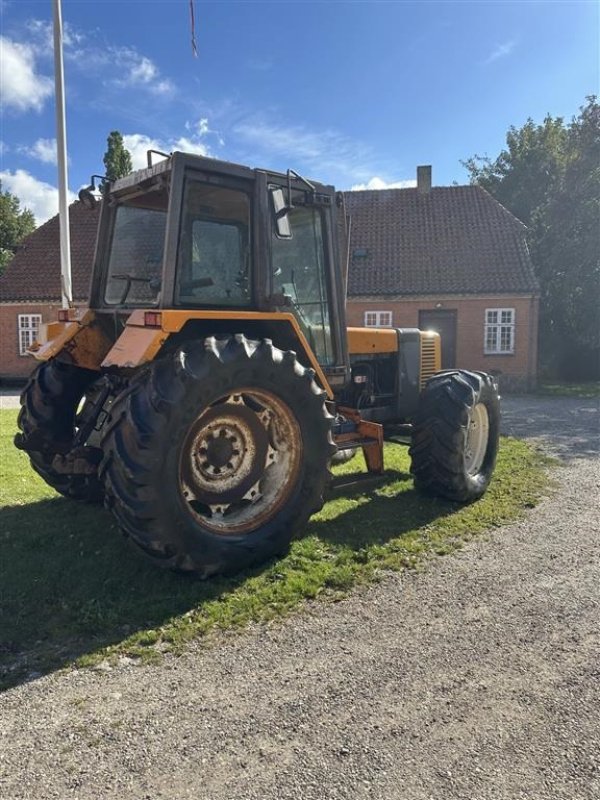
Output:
[[473, 184, 528, 229]]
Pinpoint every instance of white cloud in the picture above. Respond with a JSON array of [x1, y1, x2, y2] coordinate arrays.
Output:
[[19, 138, 58, 165], [0, 169, 76, 224], [122, 134, 166, 170], [23, 19, 175, 98], [172, 136, 210, 156], [350, 177, 417, 191], [123, 129, 211, 171], [186, 117, 225, 146], [100, 46, 174, 96], [233, 117, 377, 183], [0, 140, 8, 157], [129, 55, 157, 83], [0, 36, 53, 112], [235, 120, 328, 162], [485, 39, 517, 64], [26, 18, 83, 52]]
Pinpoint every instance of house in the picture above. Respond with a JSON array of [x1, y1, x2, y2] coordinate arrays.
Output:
[[344, 166, 540, 390], [0, 202, 100, 381]]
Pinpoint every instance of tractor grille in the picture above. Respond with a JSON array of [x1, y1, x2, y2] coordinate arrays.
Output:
[[420, 333, 441, 390]]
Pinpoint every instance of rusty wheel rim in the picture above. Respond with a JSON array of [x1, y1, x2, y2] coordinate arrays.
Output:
[[179, 390, 303, 535], [464, 402, 490, 476]]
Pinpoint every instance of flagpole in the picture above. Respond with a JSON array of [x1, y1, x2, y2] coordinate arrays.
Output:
[[52, 0, 72, 309]]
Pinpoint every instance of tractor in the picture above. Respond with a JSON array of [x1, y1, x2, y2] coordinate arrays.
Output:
[[16, 152, 500, 577]]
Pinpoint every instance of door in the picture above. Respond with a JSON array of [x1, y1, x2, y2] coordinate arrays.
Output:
[[419, 309, 457, 369], [271, 204, 334, 366]]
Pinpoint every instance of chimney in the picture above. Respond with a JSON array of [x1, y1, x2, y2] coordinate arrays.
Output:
[[417, 165, 432, 194]]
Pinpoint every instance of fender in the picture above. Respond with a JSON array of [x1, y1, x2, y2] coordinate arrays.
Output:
[[29, 309, 113, 371], [101, 309, 334, 398]]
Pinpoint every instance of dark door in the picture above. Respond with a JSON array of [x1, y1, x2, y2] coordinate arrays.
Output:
[[419, 309, 457, 369]]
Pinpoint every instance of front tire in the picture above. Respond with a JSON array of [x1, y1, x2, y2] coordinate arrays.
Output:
[[100, 335, 335, 577], [15, 359, 104, 502], [409, 370, 500, 502]]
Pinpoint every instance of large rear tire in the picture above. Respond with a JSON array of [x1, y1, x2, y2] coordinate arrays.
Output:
[[100, 335, 335, 577], [409, 370, 500, 502], [15, 359, 105, 502]]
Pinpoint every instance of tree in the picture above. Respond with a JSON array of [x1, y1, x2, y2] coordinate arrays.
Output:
[[0, 183, 36, 275], [462, 115, 567, 226], [102, 131, 133, 185], [464, 97, 600, 380]]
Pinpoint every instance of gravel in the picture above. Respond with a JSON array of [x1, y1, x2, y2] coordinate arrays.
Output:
[[1, 394, 599, 800]]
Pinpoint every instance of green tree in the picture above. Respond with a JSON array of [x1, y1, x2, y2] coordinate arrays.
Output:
[[464, 97, 600, 380], [530, 99, 600, 375], [102, 131, 133, 185], [463, 115, 567, 226], [0, 183, 36, 275]]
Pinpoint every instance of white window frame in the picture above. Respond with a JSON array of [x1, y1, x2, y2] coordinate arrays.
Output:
[[364, 310, 393, 328], [18, 314, 42, 356], [484, 307, 515, 354]]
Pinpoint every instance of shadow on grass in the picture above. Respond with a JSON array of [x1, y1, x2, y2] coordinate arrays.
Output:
[[0, 469, 456, 692]]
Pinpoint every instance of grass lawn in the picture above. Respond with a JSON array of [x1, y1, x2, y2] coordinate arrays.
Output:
[[0, 407, 551, 690]]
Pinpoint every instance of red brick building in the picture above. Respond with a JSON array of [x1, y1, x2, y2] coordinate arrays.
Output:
[[0, 202, 100, 380], [344, 167, 540, 390]]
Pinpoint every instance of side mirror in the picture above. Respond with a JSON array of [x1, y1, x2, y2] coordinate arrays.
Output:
[[78, 185, 98, 209], [78, 174, 106, 210], [270, 187, 292, 238]]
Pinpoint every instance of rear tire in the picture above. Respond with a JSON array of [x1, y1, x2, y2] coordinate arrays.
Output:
[[409, 370, 500, 502], [15, 359, 104, 502], [100, 335, 335, 577]]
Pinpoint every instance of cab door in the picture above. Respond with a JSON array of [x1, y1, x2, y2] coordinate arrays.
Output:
[[271, 202, 335, 365]]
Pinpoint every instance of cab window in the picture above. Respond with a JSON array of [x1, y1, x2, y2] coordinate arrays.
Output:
[[271, 205, 333, 365], [176, 180, 251, 306]]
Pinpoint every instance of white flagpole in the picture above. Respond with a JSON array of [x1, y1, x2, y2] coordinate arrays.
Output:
[[52, 0, 72, 309]]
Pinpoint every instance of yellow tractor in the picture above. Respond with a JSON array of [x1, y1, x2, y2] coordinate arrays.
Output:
[[16, 152, 500, 577]]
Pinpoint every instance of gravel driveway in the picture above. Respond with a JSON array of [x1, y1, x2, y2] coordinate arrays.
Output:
[[1, 394, 599, 800]]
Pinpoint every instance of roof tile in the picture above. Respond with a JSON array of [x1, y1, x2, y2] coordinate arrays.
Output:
[[343, 185, 539, 296], [0, 202, 100, 302]]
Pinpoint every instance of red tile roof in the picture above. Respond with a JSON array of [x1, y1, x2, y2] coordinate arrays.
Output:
[[0, 185, 539, 304], [0, 201, 100, 302], [344, 185, 539, 296]]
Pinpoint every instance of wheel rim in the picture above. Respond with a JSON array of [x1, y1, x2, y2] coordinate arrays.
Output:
[[464, 402, 490, 476], [179, 389, 302, 535]]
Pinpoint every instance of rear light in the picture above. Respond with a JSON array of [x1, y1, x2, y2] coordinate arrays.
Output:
[[144, 311, 162, 328]]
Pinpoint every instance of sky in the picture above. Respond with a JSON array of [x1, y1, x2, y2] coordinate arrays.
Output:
[[0, 0, 598, 224]]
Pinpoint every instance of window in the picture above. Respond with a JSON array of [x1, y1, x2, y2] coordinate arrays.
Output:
[[364, 310, 393, 328], [485, 308, 515, 354], [105, 206, 167, 306], [18, 314, 41, 356], [176, 181, 251, 307], [272, 205, 333, 364], [103, 176, 169, 307]]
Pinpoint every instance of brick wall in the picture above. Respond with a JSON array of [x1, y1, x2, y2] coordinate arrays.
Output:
[[0, 303, 63, 381], [347, 294, 539, 391], [2, 295, 539, 389]]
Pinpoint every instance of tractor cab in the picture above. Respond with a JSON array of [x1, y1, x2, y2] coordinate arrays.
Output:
[[88, 152, 349, 386]]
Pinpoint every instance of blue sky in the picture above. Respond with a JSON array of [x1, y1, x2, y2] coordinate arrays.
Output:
[[1, 0, 597, 222]]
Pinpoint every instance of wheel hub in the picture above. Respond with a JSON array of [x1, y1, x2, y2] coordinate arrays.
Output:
[[196, 426, 242, 477], [179, 390, 301, 535], [464, 402, 490, 476], [182, 400, 268, 504]]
